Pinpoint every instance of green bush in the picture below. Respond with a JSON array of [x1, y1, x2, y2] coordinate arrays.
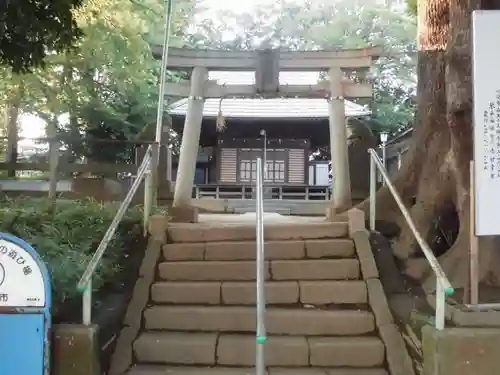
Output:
[[0, 197, 143, 313]]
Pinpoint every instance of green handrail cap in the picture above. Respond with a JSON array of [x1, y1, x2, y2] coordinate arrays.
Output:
[[77, 284, 88, 293], [445, 287, 455, 296], [256, 336, 267, 344]]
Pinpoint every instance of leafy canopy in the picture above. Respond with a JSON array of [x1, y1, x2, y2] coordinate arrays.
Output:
[[188, 0, 417, 134], [0, 0, 84, 72]]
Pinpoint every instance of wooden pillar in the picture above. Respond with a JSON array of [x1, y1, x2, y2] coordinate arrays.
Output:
[[328, 67, 351, 211], [172, 67, 208, 211]]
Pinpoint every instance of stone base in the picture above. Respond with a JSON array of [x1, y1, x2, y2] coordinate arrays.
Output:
[[170, 205, 199, 223], [423, 325, 500, 375], [325, 206, 349, 222], [148, 214, 169, 241], [52, 324, 100, 375], [158, 180, 174, 201]]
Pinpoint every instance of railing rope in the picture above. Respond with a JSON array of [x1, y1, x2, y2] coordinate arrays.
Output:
[[368, 148, 454, 330], [255, 157, 266, 375]]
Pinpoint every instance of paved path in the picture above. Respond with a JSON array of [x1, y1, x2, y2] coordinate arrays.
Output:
[[0, 179, 72, 192]]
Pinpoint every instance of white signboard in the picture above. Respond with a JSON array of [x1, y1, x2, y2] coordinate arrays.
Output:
[[0, 239, 45, 307], [472, 11, 500, 236]]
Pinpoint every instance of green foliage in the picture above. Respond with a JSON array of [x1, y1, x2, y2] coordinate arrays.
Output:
[[188, 0, 417, 134], [0, 198, 142, 313], [0, 0, 197, 164], [407, 0, 418, 16], [0, 0, 84, 73]]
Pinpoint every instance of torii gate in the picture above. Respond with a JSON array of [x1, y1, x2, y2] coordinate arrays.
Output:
[[154, 46, 381, 222]]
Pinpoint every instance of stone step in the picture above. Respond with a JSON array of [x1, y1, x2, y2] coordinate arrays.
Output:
[[167, 222, 348, 243], [158, 259, 360, 281], [233, 206, 292, 215], [151, 280, 368, 305], [163, 239, 355, 261], [134, 333, 385, 367], [144, 306, 375, 335], [126, 365, 389, 375]]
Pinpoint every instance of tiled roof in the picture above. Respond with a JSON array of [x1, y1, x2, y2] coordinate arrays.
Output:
[[167, 71, 371, 119], [168, 98, 370, 119]]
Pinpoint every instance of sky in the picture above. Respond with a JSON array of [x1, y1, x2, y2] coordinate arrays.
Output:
[[21, 0, 262, 140], [20, 0, 313, 140], [197, 0, 274, 16], [21, 0, 322, 143]]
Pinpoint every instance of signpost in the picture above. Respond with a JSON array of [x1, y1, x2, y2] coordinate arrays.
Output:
[[472, 10, 500, 236], [471, 10, 500, 305], [0, 233, 52, 375]]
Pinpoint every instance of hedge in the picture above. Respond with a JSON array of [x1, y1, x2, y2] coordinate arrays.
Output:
[[0, 197, 143, 313]]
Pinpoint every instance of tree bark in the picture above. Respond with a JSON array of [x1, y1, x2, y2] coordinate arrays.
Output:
[[6, 81, 24, 178], [355, 0, 500, 296]]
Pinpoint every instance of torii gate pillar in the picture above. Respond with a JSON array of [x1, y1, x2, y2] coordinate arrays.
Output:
[[328, 67, 352, 213], [171, 67, 208, 222]]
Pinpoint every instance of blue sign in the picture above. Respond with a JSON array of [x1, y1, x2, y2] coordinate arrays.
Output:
[[0, 233, 52, 375]]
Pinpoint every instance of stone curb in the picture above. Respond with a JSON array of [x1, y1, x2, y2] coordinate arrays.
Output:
[[108, 237, 163, 375], [427, 294, 500, 327], [348, 208, 416, 375]]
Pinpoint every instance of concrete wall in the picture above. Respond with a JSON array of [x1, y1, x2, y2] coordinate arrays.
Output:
[[52, 324, 100, 375], [423, 325, 500, 375]]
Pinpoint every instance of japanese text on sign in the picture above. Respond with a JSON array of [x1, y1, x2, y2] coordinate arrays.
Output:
[[472, 10, 500, 236], [482, 90, 500, 179], [0, 239, 45, 307]]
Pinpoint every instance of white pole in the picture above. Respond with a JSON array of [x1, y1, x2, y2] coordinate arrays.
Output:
[[264, 133, 267, 178], [255, 157, 266, 375], [154, 0, 174, 145], [369, 155, 376, 231], [381, 141, 387, 186], [145, 0, 174, 218]]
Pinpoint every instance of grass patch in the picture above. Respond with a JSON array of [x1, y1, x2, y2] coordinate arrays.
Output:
[[0, 197, 143, 315]]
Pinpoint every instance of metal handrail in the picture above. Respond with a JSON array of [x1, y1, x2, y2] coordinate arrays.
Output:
[[255, 157, 266, 375], [368, 148, 454, 330], [77, 146, 153, 325]]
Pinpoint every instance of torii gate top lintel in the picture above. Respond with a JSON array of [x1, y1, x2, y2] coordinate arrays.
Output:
[[154, 45, 382, 100], [151, 45, 382, 70]]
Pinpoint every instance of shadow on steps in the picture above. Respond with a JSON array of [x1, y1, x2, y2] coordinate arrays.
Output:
[[369, 231, 434, 374]]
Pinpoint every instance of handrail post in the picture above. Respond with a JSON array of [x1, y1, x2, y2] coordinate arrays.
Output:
[[255, 157, 266, 375], [144, 170, 152, 235], [369, 154, 376, 231], [144, 142, 159, 235], [435, 279, 445, 330], [82, 278, 92, 325]]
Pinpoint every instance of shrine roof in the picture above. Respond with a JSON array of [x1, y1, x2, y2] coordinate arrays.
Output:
[[168, 97, 370, 119], [167, 71, 370, 119]]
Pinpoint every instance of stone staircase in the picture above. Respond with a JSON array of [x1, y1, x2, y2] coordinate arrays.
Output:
[[111, 212, 414, 375], [233, 200, 293, 215]]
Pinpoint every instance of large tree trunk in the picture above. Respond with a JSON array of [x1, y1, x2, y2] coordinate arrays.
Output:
[[356, 0, 500, 296], [355, 0, 450, 224], [6, 81, 24, 178]]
